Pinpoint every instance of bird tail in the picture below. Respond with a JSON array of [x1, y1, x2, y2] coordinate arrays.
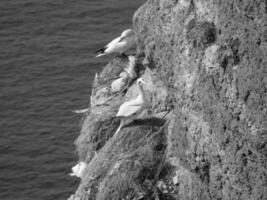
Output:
[[114, 123, 123, 138], [68, 172, 74, 176], [95, 47, 107, 57], [114, 118, 128, 138], [96, 53, 105, 58]]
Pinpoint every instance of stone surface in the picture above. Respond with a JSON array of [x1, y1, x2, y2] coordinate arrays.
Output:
[[69, 0, 266, 199]]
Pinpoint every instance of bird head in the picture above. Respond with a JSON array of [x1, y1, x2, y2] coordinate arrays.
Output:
[[136, 78, 146, 85], [121, 29, 134, 38], [119, 29, 134, 42]]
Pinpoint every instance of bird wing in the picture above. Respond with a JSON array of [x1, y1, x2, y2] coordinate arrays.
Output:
[[104, 37, 122, 53], [96, 36, 120, 55], [116, 101, 143, 117], [97, 34, 134, 56]]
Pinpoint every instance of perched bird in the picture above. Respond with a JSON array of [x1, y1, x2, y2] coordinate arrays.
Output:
[[111, 72, 128, 93], [111, 56, 137, 93], [95, 29, 135, 57], [114, 78, 146, 136], [68, 161, 86, 178]]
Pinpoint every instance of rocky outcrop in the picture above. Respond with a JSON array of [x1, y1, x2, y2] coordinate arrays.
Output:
[[69, 0, 266, 199]]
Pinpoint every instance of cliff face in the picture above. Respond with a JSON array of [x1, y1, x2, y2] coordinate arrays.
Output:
[[69, 0, 266, 200]]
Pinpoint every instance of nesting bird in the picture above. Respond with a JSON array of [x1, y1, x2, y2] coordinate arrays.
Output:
[[110, 56, 137, 93], [95, 29, 135, 57], [114, 78, 146, 136], [68, 161, 86, 178], [110, 72, 128, 93]]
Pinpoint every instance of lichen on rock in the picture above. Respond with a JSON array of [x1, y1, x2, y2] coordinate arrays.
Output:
[[69, 0, 266, 199]]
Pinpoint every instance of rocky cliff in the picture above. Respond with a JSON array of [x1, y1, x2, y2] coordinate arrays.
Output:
[[69, 0, 266, 199]]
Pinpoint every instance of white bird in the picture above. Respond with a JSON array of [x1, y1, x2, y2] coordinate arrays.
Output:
[[68, 161, 86, 178], [114, 78, 146, 137], [111, 56, 137, 93], [95, 29, 135, 57], [111, 72, 128, 93], [73, 108, 89, 114]]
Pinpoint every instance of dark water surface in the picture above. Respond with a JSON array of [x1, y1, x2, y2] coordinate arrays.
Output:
[[0, 0, 144, 199]]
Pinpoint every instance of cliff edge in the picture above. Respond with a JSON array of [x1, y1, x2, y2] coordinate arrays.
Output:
[[69, 0, 266, 199]]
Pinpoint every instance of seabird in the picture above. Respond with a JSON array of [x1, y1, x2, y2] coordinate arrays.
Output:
[[68, 161, 86, 178], [73, 108, 89, 114], [111, 56, 137, 92], [114, 78, 146, 136], [95, 29, 135, 57], [111, 72, 128, 93]]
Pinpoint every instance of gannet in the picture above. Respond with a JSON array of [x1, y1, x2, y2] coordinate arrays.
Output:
[[114, 78, 146, 136], [111, 56, 137, 92], [68, 161, 86, 178], [111, 72, 128, 93], [95, 29, 135, 57]]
